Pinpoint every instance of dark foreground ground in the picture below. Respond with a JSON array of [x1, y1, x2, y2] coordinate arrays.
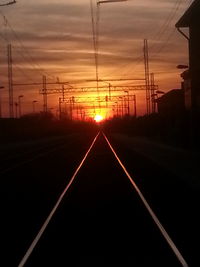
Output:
[[1, 131, 199, 266]]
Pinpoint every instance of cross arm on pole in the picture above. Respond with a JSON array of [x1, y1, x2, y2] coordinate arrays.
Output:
[[0, 1, 16, 6], [98, 0, 127, 4]]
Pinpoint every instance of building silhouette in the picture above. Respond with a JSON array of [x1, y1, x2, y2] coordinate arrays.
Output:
[[176, 0, 200, 146], [157, 89, 184, 116]]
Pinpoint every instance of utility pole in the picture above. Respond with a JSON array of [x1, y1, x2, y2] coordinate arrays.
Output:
[[0, 89, 1, 118], [124, 90, 130, 116], [18, 95, 23, 117], [69, 97, 73, 120], [0, 86, 4, 118], [92, 0, 127, 107], [0, 90, 1, 118], [15, 102, 18, 118], [144, 39, 151, 115], [8, 44, 14, 118], [119, 96, 124, 117], [115, 102, 119, 116], [42, 75, 48, 113], [109, 83, 111, 100], [133, 95, 137, 117], [32, 100, 37, 113], [150, 73, 156, 113], [76, 104, 79, 120], [58, 97, 62, 120], [62, 84, 65, 101]]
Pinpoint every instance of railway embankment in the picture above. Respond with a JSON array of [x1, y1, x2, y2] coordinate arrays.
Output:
[[111, 133, 200, 189]]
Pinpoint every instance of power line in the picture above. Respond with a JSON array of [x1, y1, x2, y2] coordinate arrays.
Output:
[[102, 0, 191, 79], [12, 63, 40, 84], [149, 0, 184, 55], [90, 0, 100, 95], [0, 11, 56, 80]]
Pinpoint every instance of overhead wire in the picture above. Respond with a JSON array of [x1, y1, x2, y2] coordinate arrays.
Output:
[[150, 0, 183, 45], [102, 0, 191, 80], [0, 1, 192, 87], [12, 63, 40, 84], [90, 0, 98, 85], [0, 23, 39, 85], [149, 0, 184, 55], [125, 0, 184, 76], [0, 12, 75, 96], [0, 9, 75, 92], [90, 0, 101, 109], [0, 10, 56, 81], [96, 2, 100, 84]]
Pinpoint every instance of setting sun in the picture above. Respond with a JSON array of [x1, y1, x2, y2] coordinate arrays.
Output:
[[94, 114, 103, 123]]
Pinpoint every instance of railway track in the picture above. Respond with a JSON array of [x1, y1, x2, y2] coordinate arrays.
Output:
[[13, 132, 188, 267], [1, 133, 96, 266]]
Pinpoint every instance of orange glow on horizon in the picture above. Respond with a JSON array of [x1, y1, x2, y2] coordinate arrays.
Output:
[[0, 1, 189, 118]]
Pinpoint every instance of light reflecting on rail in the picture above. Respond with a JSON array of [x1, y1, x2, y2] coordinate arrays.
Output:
[[18, 132, 100, 267], [103, 132, 189, 267]]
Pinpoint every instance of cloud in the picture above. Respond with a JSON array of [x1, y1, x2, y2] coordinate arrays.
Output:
[[0, 0, 191, 116]]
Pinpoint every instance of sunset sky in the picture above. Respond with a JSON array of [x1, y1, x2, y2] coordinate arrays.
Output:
[[0, 0, 192, 118]]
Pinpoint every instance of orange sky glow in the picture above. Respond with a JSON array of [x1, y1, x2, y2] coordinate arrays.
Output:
[[0, 0, 192, 119]]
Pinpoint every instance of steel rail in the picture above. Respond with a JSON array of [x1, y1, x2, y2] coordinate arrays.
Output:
[[18, 131, 188, 267], [18, 132, 100, 267], [103, 132, 189, 267]]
